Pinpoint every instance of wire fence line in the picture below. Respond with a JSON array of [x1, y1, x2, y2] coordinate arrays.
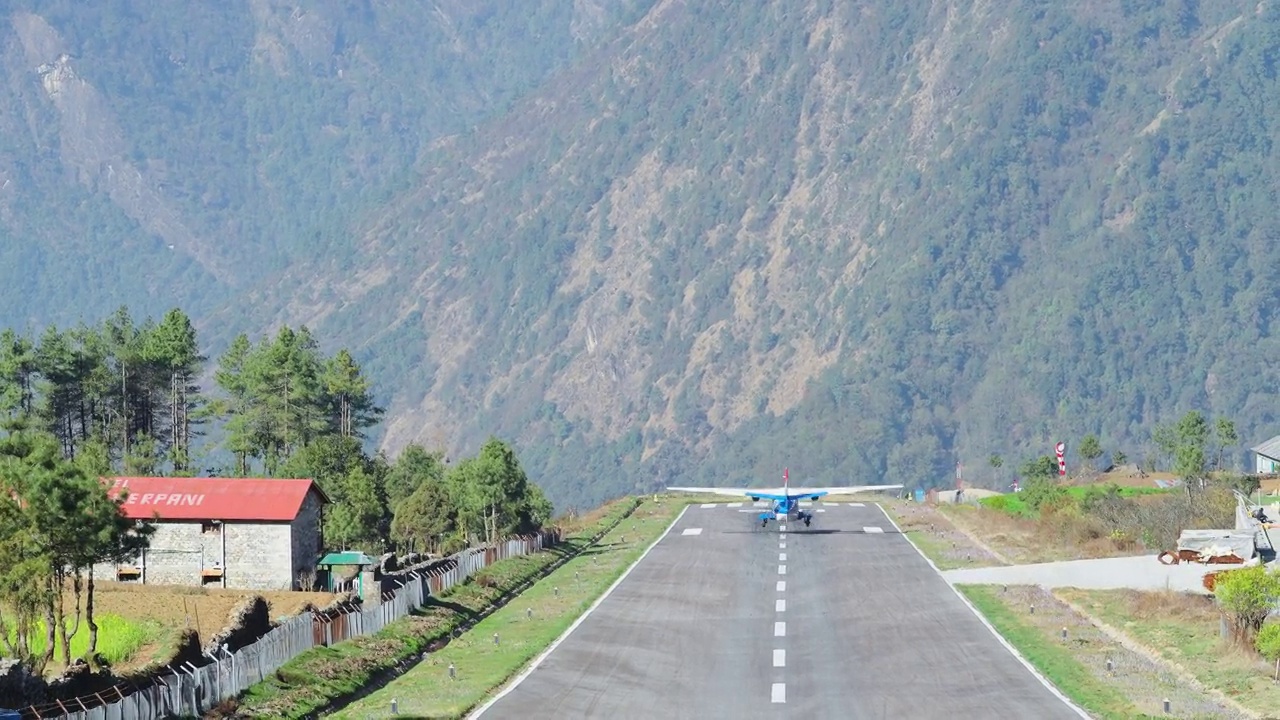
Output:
[[21, 530, 562, 720]]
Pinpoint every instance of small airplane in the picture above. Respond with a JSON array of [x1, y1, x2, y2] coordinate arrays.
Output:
[[667, 468, 904, 528]]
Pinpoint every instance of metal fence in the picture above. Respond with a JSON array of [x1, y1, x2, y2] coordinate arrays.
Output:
[[23, 531, 560, 720]]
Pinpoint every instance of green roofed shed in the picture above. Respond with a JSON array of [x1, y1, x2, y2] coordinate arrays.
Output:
[[317, 551, 377, 594], [318, 551, 375, 566]]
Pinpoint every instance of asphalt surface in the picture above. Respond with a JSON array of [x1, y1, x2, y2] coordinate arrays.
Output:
[[473, 502, 1087, 720]]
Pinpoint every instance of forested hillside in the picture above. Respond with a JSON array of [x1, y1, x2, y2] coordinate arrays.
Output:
[[4, 1, 1280, 510]]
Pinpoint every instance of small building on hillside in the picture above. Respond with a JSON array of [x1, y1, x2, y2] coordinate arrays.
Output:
[[1252, 436, 1280, 474], [93, 476, 330, 591]]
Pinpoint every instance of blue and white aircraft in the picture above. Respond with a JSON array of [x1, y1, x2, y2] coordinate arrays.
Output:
[[667, 468, 904, 528]]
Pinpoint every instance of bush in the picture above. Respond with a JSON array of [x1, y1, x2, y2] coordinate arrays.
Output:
[[1256, 622, 1280, 681], [1022, 476, 1071, 513], [1215, 565, 1280, 647]]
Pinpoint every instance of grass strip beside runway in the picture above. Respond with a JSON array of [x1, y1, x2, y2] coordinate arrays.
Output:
[[230, 497, 645, 719], [957, 584, 1146, 720], [1057, 587, 1280, 717], [328, 497, 686, 720]]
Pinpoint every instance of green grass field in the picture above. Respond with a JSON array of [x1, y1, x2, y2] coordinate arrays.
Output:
[[957, 585, 1151, 720], [979, 485, 1170, 518], [329, 500, 685, 719], [3, 613, 165, 669]]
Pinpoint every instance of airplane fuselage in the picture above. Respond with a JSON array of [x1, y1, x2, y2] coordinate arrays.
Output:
[[751, 495, 813, 527]]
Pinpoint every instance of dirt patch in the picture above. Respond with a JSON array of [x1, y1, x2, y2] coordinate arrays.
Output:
[[883, 499, 1008, 566], [203, 595, 272, 655], [1121, 588, 1219, 624], [84, 581, 339, 651]]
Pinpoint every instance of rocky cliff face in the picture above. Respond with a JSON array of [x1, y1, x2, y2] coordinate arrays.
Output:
[[4, 1, 1280, 509]]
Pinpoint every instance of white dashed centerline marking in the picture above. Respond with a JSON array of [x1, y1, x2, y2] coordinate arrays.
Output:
[[773, 649, 786, 667], [863, 526, 885, 534], [728, 503, 742, 508], [779, 552, 787, 561], [780, 533, 786, 540], [699, 503, 715, 509], [848, 502, 866, 507], [779, 542, 786, 549], [772, 683, 786, 703], [778, 565, 787, 575], [681, 528, 703, 536], [776, 580, 786, 592], [776, 598, 786, 612], [774, 621, 786, 637]]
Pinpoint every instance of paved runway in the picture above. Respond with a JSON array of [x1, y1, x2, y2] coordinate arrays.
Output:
[[473, 502, 1087, 719]]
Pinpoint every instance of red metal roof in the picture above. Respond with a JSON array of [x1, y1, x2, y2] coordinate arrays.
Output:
[[105, 477, 330, 522]]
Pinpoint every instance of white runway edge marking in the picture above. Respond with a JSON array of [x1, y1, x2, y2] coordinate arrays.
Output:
[[468, 505, 691, 719], [874, 503, 1092, 719], [776, 580, 786, 592], [778, 564, 786, 575], [863, 526, 884, 533], [773, 648, 786, 667], [774, 621, 786, 637], [776, 598, 786, 612], [682, 528, 703, 536], [771, 683, 786, 703], [779, 552, 787, 561]]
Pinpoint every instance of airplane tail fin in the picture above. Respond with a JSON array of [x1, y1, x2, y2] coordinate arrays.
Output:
[[784, 467, 789, 492]]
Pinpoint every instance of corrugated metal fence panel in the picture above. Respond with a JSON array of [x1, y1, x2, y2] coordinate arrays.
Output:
[[40, 530, 563, 719]]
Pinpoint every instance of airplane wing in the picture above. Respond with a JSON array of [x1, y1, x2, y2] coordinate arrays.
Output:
[[785, 485, 905, 500], [666, 487, 787, 500]]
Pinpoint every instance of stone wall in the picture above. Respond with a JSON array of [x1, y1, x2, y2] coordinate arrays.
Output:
[[223, 521, 293, 590], [93, 520, 295, 590], [289, 489, 325, 590]]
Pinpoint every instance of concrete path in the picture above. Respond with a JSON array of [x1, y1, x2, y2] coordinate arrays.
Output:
[[942, 554, 1217, 594], [472, 503, 1086, 720]]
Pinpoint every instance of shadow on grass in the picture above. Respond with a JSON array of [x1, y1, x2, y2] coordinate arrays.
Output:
[[421, 597, 483, 623]]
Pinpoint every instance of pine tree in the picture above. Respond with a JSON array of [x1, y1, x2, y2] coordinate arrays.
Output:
[[144, 309, 205, 473], [321, 349, 383, 440], [214, 333, 255, 475]]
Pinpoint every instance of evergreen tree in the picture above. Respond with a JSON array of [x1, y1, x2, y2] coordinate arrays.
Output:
[[213, 333, 255, 475], [0, 330, 36, 420], [321, 349, 383, 440], [144, 309, 205, 473], [382, 443, 445, 512]]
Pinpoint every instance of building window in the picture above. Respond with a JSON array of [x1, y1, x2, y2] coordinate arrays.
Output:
[[201, 521, 220, 534]]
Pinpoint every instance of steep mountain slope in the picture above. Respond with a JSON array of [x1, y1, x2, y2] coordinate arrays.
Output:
[[6, 1, 1280, 511], [0, 0, 650, 328], [263, 0, 1280, 509]]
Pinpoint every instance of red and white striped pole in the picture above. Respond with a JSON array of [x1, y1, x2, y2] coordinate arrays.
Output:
[[1055, 442, 1066, 476]]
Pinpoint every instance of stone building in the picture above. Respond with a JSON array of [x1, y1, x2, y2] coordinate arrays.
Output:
[[93, 476, 331, 591]]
